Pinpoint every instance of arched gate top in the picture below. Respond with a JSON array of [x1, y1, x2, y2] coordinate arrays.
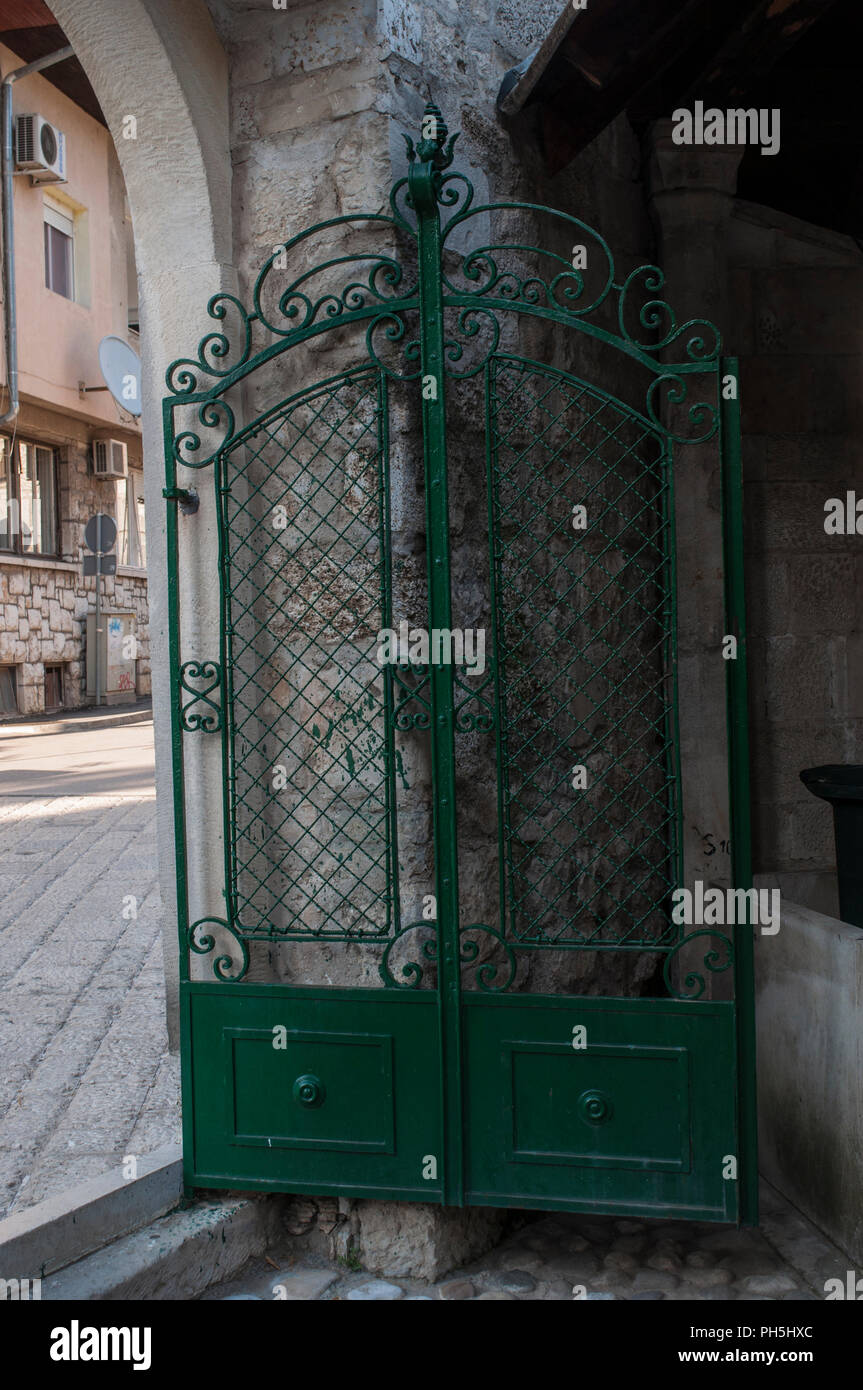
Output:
[[165, 103, 723, 468]]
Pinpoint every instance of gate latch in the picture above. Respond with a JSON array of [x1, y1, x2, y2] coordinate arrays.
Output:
[[163, 486, 200, 515]]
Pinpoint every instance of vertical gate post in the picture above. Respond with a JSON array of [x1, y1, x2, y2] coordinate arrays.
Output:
[[647, 120, 743, 894], [721, 355, 758, 1225], [408, 106, 464, 1206]]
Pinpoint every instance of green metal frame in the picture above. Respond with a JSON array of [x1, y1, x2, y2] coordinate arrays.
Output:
[[720, 358, 757, 1223], [163, 105, 756, 1223]]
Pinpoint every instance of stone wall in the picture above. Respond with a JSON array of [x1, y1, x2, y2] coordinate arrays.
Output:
[[0, 561, 149, 714], [755, 900, 863, 1265], [730, 200, 863, 916]]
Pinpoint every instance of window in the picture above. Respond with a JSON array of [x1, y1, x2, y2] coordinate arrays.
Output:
[[115, 470, 146, 568], [0, 437, 59, 556], [44, 203, 74, 299]]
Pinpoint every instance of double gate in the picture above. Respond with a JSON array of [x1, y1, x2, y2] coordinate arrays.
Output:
[[164, 107, 756, 1222]]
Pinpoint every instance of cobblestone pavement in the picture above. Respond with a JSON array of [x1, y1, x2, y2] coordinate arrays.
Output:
[[201, 1183, 849, 1302], [0, 719, 180, 1218]]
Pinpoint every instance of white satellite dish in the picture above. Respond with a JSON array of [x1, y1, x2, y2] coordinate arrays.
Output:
[[97, 335, 142, 417]]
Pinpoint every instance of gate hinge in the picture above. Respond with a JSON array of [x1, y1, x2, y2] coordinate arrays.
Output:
[[163, 486, 200, 515]]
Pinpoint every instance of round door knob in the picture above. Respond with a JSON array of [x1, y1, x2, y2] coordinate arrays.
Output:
[[577, 1088, 613, 1126], [293, 1074, 325, 1108]]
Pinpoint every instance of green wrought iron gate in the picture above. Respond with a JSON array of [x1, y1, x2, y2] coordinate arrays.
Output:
[[164, 107, 756, 1223]]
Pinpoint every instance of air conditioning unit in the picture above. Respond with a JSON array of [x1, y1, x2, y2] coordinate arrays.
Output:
[[15, 114, 67, 183], [92, 439, 128, 479]]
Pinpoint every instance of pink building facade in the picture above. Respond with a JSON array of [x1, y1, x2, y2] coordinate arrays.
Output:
[[0, 37, 147, 716]]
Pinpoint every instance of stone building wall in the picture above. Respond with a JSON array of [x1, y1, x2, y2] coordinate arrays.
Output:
[[0, 400, 148, 715], [730, 200, 863, 916]]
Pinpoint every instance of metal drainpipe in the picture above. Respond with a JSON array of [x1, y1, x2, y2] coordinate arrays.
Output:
[[1, 45, 74, 425]]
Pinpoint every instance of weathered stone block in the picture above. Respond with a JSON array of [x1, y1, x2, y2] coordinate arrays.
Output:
[[271, 0, 376, 78], [750, 721, 847, 807], [729, 208, 778, 268], [17, 684, 42, 715], [764, 433, 858, 483], [743, 556, 789, 639], [729, 268, 755, 354], [752, 799, 796, 870], [741, 358, 840, 435], [255, 55, 381, 140], [755, 902, 863, 1264], [231, 38, 274, 89], [746, 480, 852, 554], [786, 557, 857, 636], [753, 637, 834, 725], [753, 269, 863, 357], [355, 1201, 507, 1281], [790, 798, 835, 867]]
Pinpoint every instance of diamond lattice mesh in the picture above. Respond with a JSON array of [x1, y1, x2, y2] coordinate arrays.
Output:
[[222, 370, 395, 939], [489, 356, 680, 949]]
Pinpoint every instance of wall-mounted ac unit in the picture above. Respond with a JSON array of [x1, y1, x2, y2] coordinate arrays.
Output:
[[15, 114, 67, 183], [92, 439, 128, 479]]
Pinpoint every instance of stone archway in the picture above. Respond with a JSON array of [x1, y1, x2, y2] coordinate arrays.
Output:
[[47, 0, 234, 1042]]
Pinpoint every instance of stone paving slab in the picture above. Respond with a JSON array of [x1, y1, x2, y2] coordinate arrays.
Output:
[[199, 1182, 851, 1302], [0, 723, 179, 1219], [0, 723, 155, 796]]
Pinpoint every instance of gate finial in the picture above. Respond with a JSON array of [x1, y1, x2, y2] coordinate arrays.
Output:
[[404, 100, 458, 170]]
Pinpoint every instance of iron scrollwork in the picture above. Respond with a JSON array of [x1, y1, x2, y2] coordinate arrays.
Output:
[[165, 99, 723, 459], [391, 662, 431, 730], [379, 920, 438, 989], [458, 923, 517, 992], [662, 929, 734, 1000], [454, 664, 495, 733], [189, 917, 249, 982], [180, 660, 222, 732]]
